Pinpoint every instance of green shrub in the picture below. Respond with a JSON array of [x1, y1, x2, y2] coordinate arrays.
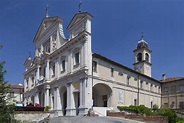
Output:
[[152, 104, 159, 112], [117, 105, 180, 123], [44, 106, 51, 111], [175, 117, 184, 123], [157, 107, 176, 123], [117, 105, 152, 116]]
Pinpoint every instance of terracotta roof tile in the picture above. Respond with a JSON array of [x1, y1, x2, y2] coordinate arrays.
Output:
[[10, 85, 24, 89], [160, 77, 184, 83]]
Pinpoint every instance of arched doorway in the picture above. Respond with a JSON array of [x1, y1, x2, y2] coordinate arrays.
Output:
[[60, 86, 67, 115], [92, 83, 112, 107]]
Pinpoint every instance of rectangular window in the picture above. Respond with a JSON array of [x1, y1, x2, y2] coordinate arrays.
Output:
[[179, 85, 184, 92], [61, 60, 65, 72], [111, 67, 114, 77], [163, 87, 169, 93], [93, 61, 97, 72], [75, 52, 80, 65], [179, 101, 184, 109], [171, 85, 176, 93], [134, 99, 137, 106], [43, 39, 50, 53]]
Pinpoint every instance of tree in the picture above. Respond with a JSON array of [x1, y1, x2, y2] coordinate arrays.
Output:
[[0, 45, 15, 123]]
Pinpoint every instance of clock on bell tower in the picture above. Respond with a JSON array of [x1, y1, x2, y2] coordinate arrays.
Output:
[[133, 34, 152, 77]]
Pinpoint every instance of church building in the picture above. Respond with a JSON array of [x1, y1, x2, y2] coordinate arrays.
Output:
[[24, 11, 163, 116]]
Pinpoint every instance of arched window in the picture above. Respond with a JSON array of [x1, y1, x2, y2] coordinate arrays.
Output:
[[137, 53, 142, 62], [145, 53, 149, 62]]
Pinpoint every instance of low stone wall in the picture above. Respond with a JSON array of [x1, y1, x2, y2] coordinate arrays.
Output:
[[15, 111, 54, 122], [107, 112, 168, 123]]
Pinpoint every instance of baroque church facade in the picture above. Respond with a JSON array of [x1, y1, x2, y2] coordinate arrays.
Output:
[[24, 11, 162, 116]]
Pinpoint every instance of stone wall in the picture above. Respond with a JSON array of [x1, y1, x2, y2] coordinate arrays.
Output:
[[107, 112, 168, 123], [15, 111, 54, 122]]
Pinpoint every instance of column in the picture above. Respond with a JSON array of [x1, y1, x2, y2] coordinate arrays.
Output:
[[34, 91, 39, 104], [45, 59, 50, 81], [66, 83, 71, 108], [54, 87, 57, 110], [55, 87, 62, 116], [78, 78, 89, 115], [53, 87, 61, 110], [36, 66, 40, 84], [66, 82, 75, 116], [44, 85, 50, 106], [55, 58, 59, 78], [56, 87, 61, 109]]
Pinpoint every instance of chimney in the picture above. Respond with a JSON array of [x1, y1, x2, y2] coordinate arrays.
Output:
[[162, 73, 166, 80]]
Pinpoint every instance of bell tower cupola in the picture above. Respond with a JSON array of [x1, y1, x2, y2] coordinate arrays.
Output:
[[133, 34, 152, 77]]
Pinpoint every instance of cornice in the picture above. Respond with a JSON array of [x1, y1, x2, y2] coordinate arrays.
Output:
[[133, 60, 152, 66]]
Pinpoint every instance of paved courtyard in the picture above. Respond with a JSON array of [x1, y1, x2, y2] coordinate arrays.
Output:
[[48, 116, 145, 123]]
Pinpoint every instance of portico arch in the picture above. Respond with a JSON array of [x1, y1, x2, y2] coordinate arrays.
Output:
[[60, 86, 67, 115], [92, 83, 112, 107]]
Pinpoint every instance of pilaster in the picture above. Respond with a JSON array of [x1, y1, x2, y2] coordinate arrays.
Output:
[[34, 91, 39, 104]]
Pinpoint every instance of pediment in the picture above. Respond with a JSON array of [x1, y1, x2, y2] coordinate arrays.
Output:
[[67, 12, 93, 30], [34, 16, 63, 43]]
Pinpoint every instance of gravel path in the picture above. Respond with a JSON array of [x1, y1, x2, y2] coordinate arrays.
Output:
[[48, 116, 146, 123]]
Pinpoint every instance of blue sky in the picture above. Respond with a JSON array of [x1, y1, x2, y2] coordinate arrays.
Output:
[[1, 0, 184, 85]]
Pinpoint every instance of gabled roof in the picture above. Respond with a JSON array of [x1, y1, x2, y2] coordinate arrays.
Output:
[[67, 12, 93, 30], [92, 53, 160, 83], [33, 16, 63, 43]]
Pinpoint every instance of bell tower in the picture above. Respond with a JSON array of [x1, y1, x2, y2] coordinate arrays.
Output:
[[133, 34, 152, 77]]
